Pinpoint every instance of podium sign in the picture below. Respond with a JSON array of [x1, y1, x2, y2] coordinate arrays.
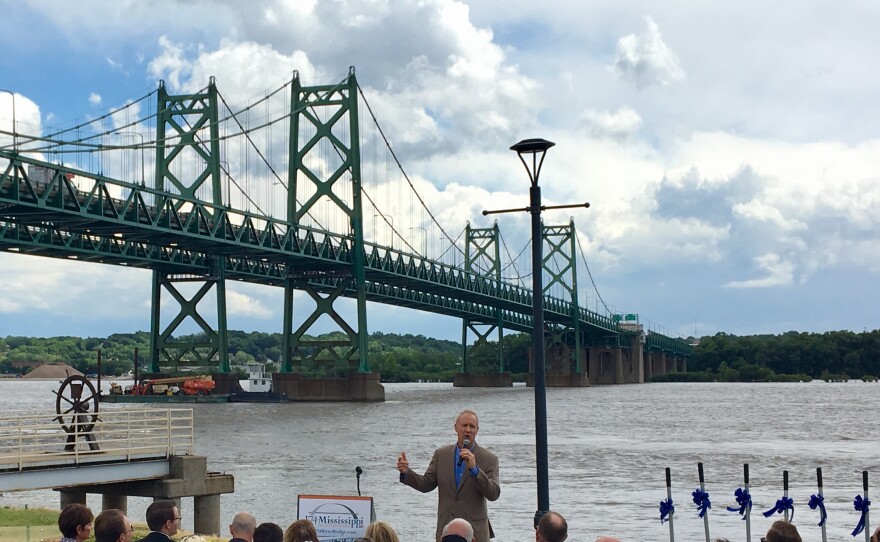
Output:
[[297, 494, 375, 542]]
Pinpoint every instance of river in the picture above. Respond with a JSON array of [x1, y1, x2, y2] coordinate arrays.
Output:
[[1, 379, 878, 541]]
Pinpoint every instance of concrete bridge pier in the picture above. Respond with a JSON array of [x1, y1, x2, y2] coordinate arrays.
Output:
[[621, 334, 645, 384], [526, 347, 588, 387], [453, 373, 513, 387], [588, 347, 624, 385], [273, 372, 385, 401], [194, 494, 222, 534], [643, 352, 653, 382], [60, 490, 87, 507], [102, 494, 128, 513], [58, 455, 233, 536]]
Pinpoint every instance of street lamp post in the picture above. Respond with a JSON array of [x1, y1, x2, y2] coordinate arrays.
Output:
[[515, 138, 553, 528], [483, 138, 589, 528], [0, 88, 17, 151]]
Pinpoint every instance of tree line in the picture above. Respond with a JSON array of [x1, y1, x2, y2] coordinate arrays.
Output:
[[0, 330, 529, 381], [1, 329, 878, 382], [679, 330, 880, 382]]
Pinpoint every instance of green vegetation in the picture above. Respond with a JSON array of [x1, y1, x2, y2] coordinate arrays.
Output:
[[0, 330, 532, 382], [0, 505, 59, 525], [3, 328, 879, 383], [654, 330, 880, 383], [0, 506, 60, 542]]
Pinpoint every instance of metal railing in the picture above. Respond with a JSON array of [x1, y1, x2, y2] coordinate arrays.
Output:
[[0, 407, 193, 472]]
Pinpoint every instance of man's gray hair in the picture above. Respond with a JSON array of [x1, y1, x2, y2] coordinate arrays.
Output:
[[442, 518, 474, 542], [231, 512, 257, 536]]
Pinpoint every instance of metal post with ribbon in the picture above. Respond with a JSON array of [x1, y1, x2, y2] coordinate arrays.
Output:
[[763, 470, 794, 522], [727, 463, 753, 542], [693, 462, 712, 542], [659, 466, 675, 542], [852, 471, 871, 541], [809, 467, 828, 542]]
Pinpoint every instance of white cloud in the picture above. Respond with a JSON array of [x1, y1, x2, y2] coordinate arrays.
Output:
[[613, 16, 684, 89], [88, 92, 102, 106], [580, 107, 642, 140], [725, 253, 795, 288], [227, 289, 272, 318]]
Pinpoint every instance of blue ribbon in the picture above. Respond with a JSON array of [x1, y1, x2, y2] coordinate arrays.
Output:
[[763, 496, 795, 520], [808, 494, 827, 527], [692, 488, 711, 518], [726, 487, 752, 520], [851, 494, 871, 536], [659, 498, 674, 524]]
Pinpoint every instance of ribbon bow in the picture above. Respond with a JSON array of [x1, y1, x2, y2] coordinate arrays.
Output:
[[692, 488, 712, 518], [659, 498, 674, 524], [852, 495, 871, 536], [808, 494, 827, 527], [763, 496, 795, 520], [726, 487, 752, 520]]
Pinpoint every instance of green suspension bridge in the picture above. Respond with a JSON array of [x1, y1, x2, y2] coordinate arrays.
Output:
[[0, 68, 690, 398]]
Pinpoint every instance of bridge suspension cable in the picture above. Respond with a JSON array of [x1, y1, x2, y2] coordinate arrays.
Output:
[[577, 233, 612, 315], [356, 82, 465, 260]]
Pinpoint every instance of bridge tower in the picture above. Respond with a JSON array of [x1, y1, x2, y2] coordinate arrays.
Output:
[[454, 222, 512, 387], [149, 79, 230, 376], [276, 67, 383, 401], [528, 220, 588, 387]]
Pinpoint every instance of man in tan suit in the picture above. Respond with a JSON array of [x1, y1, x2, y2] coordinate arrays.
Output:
[[397, 409, 500, 542]]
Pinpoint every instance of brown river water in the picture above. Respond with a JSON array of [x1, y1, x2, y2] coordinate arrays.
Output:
[[1, 379, 878, 541]]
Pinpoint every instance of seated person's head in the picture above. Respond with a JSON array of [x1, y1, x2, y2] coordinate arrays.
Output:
[[765, 520, 802, 542], [59, 503, 94, 542], [364, 521, 400, 542], [441, 518, 474, 542], [94, 509, 132, 542], [254, 523, 283, 542], [284, 519, 319, 542]]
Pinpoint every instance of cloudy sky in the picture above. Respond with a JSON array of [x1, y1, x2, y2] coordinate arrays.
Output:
[[0, 0, 878, 341]]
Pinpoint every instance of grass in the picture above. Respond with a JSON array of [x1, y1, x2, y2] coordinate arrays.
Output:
[[0, 507, 60, 526], [0, 507, 227, 542]]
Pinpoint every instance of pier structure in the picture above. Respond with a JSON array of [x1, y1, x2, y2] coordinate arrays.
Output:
[[0, 407, 233, 535]]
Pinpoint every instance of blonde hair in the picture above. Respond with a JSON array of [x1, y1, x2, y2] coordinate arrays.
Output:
[[364, 522, 400, 542], [455, 409, 479, 427]]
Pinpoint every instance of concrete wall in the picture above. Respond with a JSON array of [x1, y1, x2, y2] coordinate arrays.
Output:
[[273, 372, 385, 401], [453, 373, 513, 387]]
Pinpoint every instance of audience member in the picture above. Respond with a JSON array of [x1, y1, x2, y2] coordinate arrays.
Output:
[[58, 503, 94, 542], [872, 526, 880, 542], [137, 500, 180, 542], [284, 519, 319, 542], [229, 512, 257, 542], [764, 520, 802, 542], [95, 509, 133, 542], [595, 537, 620, 542], [254, 522, 283, 542], [364, 521, 400, 542], [536, 512, 567, 542], [441, 518, 475, 542]]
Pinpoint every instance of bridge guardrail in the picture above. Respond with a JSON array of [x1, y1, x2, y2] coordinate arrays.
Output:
[[0, 407, 193, 472]]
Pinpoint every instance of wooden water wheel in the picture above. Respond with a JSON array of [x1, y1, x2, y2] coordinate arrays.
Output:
[[54, 375, 100, 451]]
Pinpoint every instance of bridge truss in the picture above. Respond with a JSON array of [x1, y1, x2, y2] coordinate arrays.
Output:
[[0, 68, 691, 383]]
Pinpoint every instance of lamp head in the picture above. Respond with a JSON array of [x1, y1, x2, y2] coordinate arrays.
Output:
[[510, 138, 555, 185], [510, 138, 555, 155]]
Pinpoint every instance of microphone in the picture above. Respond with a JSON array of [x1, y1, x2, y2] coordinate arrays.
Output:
[[355, 466, 363, 496], [458, 438, 470, 466]]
